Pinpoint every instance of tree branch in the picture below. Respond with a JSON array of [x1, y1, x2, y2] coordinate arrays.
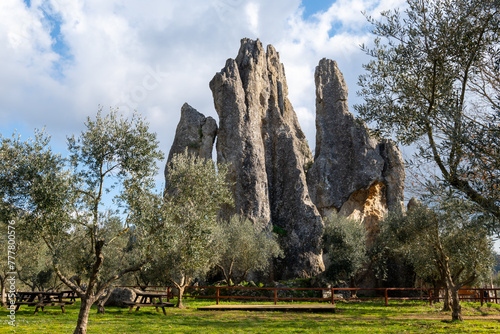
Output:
[[108, 227, 130, 245], [426, 60, 450, 179], [85, 239, 105, 299], [95, 260, 148, 300], [215, 264, 230, 285], [447, 175, 500, 220], [53, 265, 85, 297], [449, 15, 490, 174]]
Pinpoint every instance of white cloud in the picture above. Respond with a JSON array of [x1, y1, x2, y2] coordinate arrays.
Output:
[[245, 2, 260, 36], [0, 0, 409, 166], [274, 0, 408, 143]]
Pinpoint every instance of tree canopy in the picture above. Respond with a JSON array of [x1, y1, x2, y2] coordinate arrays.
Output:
[[379, 199, 494, 321], [356, 0, 500, 227], [322, 213, 368, 286], [145, 151, 234, 308], [215, 215, 283, 286], [0, 109, 164, 334]]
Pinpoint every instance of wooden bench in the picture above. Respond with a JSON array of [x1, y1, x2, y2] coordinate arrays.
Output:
[[14, 301, 37, 307], [61, 290, 78, 302], [125, 291, 174, 315], [33, 301, 74, 314], [124, 301, 173, 315], [15, 291, 74, 314]]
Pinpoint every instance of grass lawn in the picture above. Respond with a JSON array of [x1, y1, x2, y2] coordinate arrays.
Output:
[[1, 299, 499, 333]]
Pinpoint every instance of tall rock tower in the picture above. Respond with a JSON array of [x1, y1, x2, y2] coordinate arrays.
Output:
[[165, 103, 217, 164], [165, 41, 406, 280], [210, 38, 324, 279], [307, 59, 405, 239]]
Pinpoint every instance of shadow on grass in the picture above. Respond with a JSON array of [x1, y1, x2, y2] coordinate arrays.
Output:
[[4, 299, 500, 333]]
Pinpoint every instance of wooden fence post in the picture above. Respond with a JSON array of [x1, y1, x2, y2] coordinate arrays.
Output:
[[167, 287, 170, 302], [428, 289, 432, 305], [274, 288, 277, 305], [216, 287, 219, 305], [385, 289, 388, 306], [480, 288, 484, 306], [331, 288, 335, 305]]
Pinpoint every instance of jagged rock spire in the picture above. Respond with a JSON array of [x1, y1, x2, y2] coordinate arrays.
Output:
[[307, 58, 405, 239], [165, 102, 217, 165], [165, 41, 406, 279], [210, 38, 324, 279]]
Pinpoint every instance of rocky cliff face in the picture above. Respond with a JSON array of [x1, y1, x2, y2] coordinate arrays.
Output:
[[307, 58, 405, 238], [165, 40, 405, 280], [209, 42, 271, 225], [165, 103, 217, 163], [307, 58, 385, 217], [164, 103, 217, 190], [210, 38, 324, 279], [379, 139, 406, 214]]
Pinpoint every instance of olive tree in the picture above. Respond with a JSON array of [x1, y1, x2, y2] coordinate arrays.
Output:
[[0, 109, 164, 334], [379, 199, 494, 321], [215, 215, 283, 286], [322, 213, 368, 287], [147, 151, 233, 308], [356, 0, 500, 227], [0, 129, 73, 305], [61, 211, 142, 314], [0, 213, 58, 293], [15, 237, 56, 292], [0, 219, 13, 307]]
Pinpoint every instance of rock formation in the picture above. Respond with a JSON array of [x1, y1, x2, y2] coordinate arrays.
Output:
[[210, 38, 324, 279], [105, 288, 136, 308], [209, 43, 271, 224], [165, 103, 217, 164], [164, 103, 218, 196], [379, 139, 406, 213], [165, 39, 406, 280], [406, 197, 422, 212], [307, 58, 405, 239]]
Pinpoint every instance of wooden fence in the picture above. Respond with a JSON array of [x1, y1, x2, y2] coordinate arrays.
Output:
[[119, 285, 500, 307]]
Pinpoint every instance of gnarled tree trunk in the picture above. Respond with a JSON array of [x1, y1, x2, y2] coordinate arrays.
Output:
[[176, 286, 186, 309], [73, 297, 95, 334], [0, 275, 7, 308], [451, 287, 463, 321], [96, 288, 113, 314], [442, 262, 465, 321], [442, 287, 452, 311], [172, 274, 192, 309]]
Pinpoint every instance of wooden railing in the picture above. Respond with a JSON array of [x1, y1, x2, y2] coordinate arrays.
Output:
[[119, 285, 500, 307]]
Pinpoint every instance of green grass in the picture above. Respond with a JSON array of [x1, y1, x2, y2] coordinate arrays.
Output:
[[1, 299, 499, 333]]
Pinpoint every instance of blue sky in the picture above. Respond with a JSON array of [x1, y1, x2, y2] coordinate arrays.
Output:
[[0, 0, 408, 209], [1, 0, 412, 190], [301, 0, 336, 17], [2, 1, 499, 250], [2, 0, 408, 155]]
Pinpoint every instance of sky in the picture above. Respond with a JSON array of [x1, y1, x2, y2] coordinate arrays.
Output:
[[2, 0, 499, 252], [0, 0, 409, 162]]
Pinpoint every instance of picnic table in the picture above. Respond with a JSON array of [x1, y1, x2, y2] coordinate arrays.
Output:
[[125, 290, 174, 315], [15, 291, 75, 314], [61, 290, 77, 301]]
